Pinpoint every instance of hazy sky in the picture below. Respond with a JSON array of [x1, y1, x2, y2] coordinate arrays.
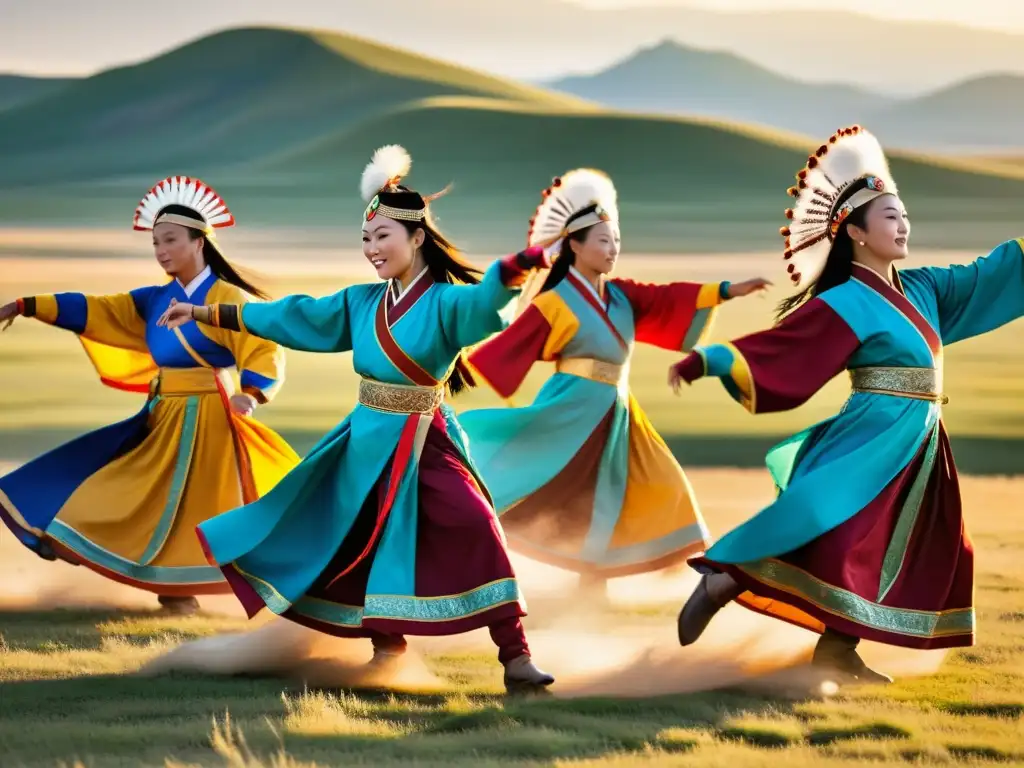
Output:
[[582, 0, 1024, 30], [0, 0, 1020, 76]]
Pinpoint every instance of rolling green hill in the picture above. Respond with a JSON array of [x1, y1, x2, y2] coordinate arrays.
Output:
[[0, 74, 75, 111], [0, 26, 1022, 252]]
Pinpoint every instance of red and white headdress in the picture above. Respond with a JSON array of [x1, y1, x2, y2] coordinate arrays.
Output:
[[132, 176, 235, 233], [515, 168, 619, 316], [782, 126, 898, 290]]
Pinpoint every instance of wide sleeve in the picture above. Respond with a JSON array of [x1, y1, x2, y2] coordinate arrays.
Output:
[[900, 238, 1024, 345], [18, 292, 148, 350], [674, 297, 860, 414], [612, 278, 728, 351], [18, 291, 157, 392], [467, 289, 579, 399], [438, 257, 532, 350], [210, 289, 353, 354]]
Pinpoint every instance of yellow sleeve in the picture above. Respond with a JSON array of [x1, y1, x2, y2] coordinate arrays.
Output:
[[20, 292, 157, 392], [200, 282, 286, 403]]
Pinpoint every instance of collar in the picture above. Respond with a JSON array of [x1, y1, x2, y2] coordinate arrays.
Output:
[[178, 265, 213, 298], [570, 265, 606, 305], [852, 261, 895, 286], [389, 265, 430, 303]]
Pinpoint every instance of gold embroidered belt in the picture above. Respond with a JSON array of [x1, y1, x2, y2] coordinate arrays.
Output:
[[850, 367, 947, 404], [149, 367, 238, 398], [358, 377, 444, 414], [556, 357, 627, 386]]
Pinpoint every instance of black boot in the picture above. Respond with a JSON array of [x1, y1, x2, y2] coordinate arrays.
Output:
[[812, 628, 892, 685], [157, 595, 200, 616], [677, 573, 739, 646]]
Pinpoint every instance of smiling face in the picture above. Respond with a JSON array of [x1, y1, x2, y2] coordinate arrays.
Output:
[[152, 222, 204, 277], [362, 216, 425, 280], [847, 193, 911, 262], [569, 221, 621, 277]]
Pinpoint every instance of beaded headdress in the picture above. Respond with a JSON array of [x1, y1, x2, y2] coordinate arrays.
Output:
[[360, 145, 448, 224], [782, 125, 898, 289], [133, 176, 234, 234]]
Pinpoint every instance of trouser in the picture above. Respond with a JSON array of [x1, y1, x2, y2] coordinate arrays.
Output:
[[370, 615, 529, 665]]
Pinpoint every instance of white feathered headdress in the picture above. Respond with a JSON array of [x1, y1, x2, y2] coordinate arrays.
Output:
[[359, 144, 449, 223], [133, 176, 234, 232], [527, 168, 619, 249], [782, 125, 898, 290], [514, 168, 619, 317]]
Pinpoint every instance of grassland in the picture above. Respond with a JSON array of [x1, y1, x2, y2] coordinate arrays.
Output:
[[0, 468, 1022, 767], [2, 241, 1023, 472]]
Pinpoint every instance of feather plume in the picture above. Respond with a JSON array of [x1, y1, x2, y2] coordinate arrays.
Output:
[[782, 126, 897, 290], [527, 168, 618, 248], [360, 145, 413, 202], [133, 176, 234, 231]]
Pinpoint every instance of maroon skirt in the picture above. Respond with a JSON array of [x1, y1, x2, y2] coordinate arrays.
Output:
[[693, 425, 975, 650], [221, 410, 526, 639]]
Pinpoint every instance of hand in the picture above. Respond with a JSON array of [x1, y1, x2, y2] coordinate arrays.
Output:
[[156, 299, 196, 329], [0, 301, 19, 332], [229, 393, 257, 417], [517, 245, 551, 271], [668, 361, 686, 395], [728, 277, 772, 298]]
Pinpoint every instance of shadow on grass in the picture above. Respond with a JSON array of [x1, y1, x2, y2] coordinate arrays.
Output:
[[0, 607, 163, 652], [3, 429, 1022, 475]]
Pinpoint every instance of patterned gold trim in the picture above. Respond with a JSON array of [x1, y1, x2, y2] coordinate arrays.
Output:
[[358, 377, 444, 414], [850, 366, 946, 404], [739, 558, 975, 639], [556, 357, 627, 386]]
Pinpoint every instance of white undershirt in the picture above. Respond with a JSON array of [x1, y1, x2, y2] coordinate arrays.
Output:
[[390, 265, 430, 303], [178, 265, 213, 298]]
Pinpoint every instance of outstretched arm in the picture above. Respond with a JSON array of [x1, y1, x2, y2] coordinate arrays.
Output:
[[159, 289, 355, 354], [901, 238, 1024, 345], [4, 292, 148, 350], [612, 275, 771, 352], [669, 297, 859, 414]]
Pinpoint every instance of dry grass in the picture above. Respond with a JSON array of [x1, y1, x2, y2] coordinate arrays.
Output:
[[0, 470, 1022, 767]]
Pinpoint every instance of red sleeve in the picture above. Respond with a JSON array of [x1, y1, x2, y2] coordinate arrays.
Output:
[[612, 278, 719, 351], [467, 304, 551, 398], [674, 298, 860, 414]]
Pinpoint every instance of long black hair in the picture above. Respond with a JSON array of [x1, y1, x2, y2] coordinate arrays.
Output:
[[540, 228, 590, 292], [396, 214, 483, 396], [774, 203, 869, 322], [156, 204, 270, 300]]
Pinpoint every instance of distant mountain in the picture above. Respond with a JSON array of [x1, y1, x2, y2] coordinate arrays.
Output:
[[1, 26, 1023, 253], [0, 26, 589, 188], [547, 40, 893, 138], [870, 75, 1024, 152], [0, 74, 74, 111], [4, 3, 1024, 96]]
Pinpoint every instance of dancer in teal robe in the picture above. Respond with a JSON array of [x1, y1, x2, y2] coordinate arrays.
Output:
[[158, 145, 554, 692]]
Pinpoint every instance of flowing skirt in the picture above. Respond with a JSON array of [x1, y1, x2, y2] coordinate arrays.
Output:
[[204, 407, 528, 637], [0, 383, 298, 595], [692, 422, 975, 650], [461, 374, 709, 577]]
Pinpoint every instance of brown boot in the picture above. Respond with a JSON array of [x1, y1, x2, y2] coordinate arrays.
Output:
[[503, 654, 555, 693], [157, 596, 200, 616], [363, 647, 404, 682], [677, 573, 739, 646], [812, 629, 892, 685]]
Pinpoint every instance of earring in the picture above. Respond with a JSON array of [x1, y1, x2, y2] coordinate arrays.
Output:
[[858, 241, 865, 246]]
